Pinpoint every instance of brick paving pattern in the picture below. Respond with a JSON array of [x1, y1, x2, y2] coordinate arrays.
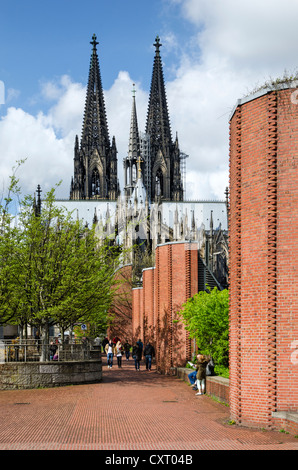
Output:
[[1, 360, 297, 451]]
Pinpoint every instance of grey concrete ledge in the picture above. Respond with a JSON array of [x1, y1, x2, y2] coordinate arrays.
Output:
[[206, 375, 229, 386], [272, 411, 298, 424], [229, 81, 298, 121], [0, 359, 102, 390]]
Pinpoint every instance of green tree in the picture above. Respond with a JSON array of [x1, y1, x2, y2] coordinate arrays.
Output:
[[0, 182, 122, 359], [178, 287, 229, 368], [0, 160, 27, 327]]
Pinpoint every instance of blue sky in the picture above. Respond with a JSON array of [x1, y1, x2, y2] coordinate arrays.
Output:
[[1, 0, 298, 202], [0, 0, 194, 115]]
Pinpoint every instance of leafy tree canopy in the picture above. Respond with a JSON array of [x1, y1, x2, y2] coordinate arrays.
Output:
[[0, 166, 123, 351], [178, 286, 229, 368]]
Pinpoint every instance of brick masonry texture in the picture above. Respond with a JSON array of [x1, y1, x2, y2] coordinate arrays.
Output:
[[132, 241, 198, 374], [177, 367, 230, 405], [109, 265, 133, 342], [1, 361, 298, 450], [229, 87, 298, 431]]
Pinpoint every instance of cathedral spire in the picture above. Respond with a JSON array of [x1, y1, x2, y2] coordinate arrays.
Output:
[[144, 35, 183, 202], [145, 35, 172, 152], [128, 84, 140, 164], [81, 33, 110, 151], [70, 35, 119, 201], [124, 84, 141, 197]]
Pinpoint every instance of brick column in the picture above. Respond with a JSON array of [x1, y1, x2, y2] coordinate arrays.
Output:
[[229, 105, 243, 424], [131, 241, 199, 374], [229, 87, 298, 429], [132, 287, 143, 343], [155, 241, 198, 374], [142, 267, 155, 343], [109, 265, 133, 342]]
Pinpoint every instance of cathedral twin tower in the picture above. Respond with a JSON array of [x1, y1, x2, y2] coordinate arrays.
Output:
[[70, 34, 184, 203]]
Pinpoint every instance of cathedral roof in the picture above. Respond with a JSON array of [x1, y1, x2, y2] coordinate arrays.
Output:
[[54, 200, 118, 227], [156, 201, 228, 231], [54, 199, 227, 231]]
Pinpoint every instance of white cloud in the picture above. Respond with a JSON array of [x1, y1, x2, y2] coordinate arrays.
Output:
[[0, 76, 88, 200], [6, 88, 20, 104], [39, 75, 85, 137], [0, 72, 147, 200], [163, 0, 298, 199], [1, 0, 298, 203], [179, 0, 298, 70], [105, 71, 148, 189], [0, 106, 72, 199], [106, 71, 147, 152]]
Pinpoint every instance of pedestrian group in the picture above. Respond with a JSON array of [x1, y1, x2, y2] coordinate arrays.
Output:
[[102, 336, 215, 398], [103, 337, 155, 371]]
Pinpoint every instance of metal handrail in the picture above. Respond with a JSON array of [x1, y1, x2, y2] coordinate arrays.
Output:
[[0, 339, 100, 363]]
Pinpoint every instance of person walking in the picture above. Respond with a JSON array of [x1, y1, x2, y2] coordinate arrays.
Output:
[[105, 340, 114, 369], [102, 337, 109, 353], [137, 338, 143, 354], [143, 341, 155, 371], [116, 340, 123, 368], [35, 330, 41, 353], [123, 340, 131, 361], [49, 341, 58, 361], [132, 342, 142, 371]]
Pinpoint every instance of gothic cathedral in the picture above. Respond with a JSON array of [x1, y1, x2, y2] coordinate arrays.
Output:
[[55, 34, 228, 289], [70, 34, 183, 203], [70, 34, 119, 201]]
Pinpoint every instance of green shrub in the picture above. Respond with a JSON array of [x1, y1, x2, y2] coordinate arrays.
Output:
[[178, 286, 229, 369]]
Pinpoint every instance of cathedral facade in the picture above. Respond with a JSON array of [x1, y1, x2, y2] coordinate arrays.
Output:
[[56, 34, 229, 289], [70, 34, 119, 201]]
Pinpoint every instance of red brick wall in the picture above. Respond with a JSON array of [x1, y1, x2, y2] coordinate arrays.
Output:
[[132, 241, 198, 374], [275, 90, 298, 415], [229, 87, 298, 430], [109, 265, 133, 342], [132, 287, 142, 343], [142, 267, 155, 343]]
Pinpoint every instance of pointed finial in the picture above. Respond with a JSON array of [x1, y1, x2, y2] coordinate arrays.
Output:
[[90, 34, 99, 49], [132, 83, 136, 98], [93, 207, 98, 225], [36, 184, 42, 217], [154, 35, 162, 52]]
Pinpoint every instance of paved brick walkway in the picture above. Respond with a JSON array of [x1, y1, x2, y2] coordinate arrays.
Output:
[[0, 359, 297, 451]]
